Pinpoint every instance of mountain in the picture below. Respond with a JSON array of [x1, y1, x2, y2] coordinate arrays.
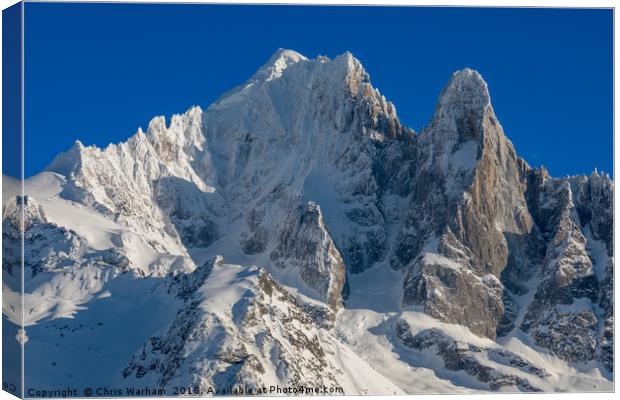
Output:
[[3, 49, 613, 393]]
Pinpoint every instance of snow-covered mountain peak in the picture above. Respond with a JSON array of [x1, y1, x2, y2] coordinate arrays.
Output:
[[45, 140, 87, 177], [145, 115, 166, 135], [419, 68, 499, 165], [418, 68, 493, 173], [434, 68, 491, 124], [330, 51, 361, 71], [7, 50, 613, 393], [251, 49, 369, 94], [144, 105, 205, 151], [447, 68, 489, 97], [253, 48, 309, 82]]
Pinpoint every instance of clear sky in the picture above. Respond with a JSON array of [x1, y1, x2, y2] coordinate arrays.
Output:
[[16, 3, 613, 178]]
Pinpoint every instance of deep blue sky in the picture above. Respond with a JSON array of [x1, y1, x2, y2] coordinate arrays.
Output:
[[19, 4, 612, 178]]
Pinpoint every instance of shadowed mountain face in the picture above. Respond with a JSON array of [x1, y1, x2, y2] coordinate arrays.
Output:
[[3, 49, 613, 393]]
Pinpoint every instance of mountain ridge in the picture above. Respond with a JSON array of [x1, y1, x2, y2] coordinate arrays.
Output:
[[3, 49, 613, 393]]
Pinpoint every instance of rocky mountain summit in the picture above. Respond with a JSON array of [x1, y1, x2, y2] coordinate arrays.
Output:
[[3, 49, 613, 393]]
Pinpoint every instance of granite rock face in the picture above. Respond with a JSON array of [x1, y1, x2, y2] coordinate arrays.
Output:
[[399, 69, 534, 339], [519, 170, 614, 369], [387, 69, 613, 372], [271, 202, 345, 309]]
